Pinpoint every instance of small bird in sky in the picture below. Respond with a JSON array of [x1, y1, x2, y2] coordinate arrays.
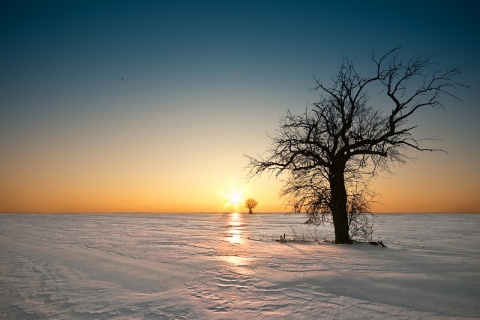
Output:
[[121, 77, 125, 82]]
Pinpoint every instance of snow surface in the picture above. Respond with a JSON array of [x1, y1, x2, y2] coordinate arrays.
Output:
[[0, 213, 479, 319]]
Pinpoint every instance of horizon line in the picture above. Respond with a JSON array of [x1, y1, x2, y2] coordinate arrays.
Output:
[[1, 211, 479, 215]]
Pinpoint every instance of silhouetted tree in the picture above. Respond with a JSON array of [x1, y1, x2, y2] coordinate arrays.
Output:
[[246, 47, 465, 243], [245, 198, 258, 214]]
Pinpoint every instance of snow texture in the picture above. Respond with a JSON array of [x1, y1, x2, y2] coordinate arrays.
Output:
[[1, 213, 479, 319]]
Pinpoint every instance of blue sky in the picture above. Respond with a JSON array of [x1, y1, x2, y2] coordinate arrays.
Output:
[[1, 1, 479, 212]]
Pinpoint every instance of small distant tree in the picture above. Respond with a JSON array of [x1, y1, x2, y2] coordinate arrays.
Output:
[[246, 47, 465, 243], [245, 198, 258, 214]]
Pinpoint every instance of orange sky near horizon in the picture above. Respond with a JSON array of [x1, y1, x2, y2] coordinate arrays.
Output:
[[1, 142, 479, 213]]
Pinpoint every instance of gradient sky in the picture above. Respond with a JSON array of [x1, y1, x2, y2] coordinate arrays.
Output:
[[1, 0, 479, 213]]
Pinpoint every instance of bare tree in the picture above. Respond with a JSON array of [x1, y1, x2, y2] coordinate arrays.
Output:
[[246, 47, 465, 243], [245, 198, 258, 214]]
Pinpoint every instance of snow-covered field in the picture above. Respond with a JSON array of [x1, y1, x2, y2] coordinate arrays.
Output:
[[0, 213, 479, 319]]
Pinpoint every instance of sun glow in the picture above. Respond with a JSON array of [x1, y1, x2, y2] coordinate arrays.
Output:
[[225, 186, 244, 211]]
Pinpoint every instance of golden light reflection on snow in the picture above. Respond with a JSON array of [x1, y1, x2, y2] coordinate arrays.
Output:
[[217, 212, 254, 272], [227, 212, 243, 244]]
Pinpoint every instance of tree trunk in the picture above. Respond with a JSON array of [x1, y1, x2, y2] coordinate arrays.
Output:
[[330, 164, 352, 244]]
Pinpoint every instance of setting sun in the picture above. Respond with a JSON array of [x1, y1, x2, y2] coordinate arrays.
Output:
[[225, 186, 244, 211]]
